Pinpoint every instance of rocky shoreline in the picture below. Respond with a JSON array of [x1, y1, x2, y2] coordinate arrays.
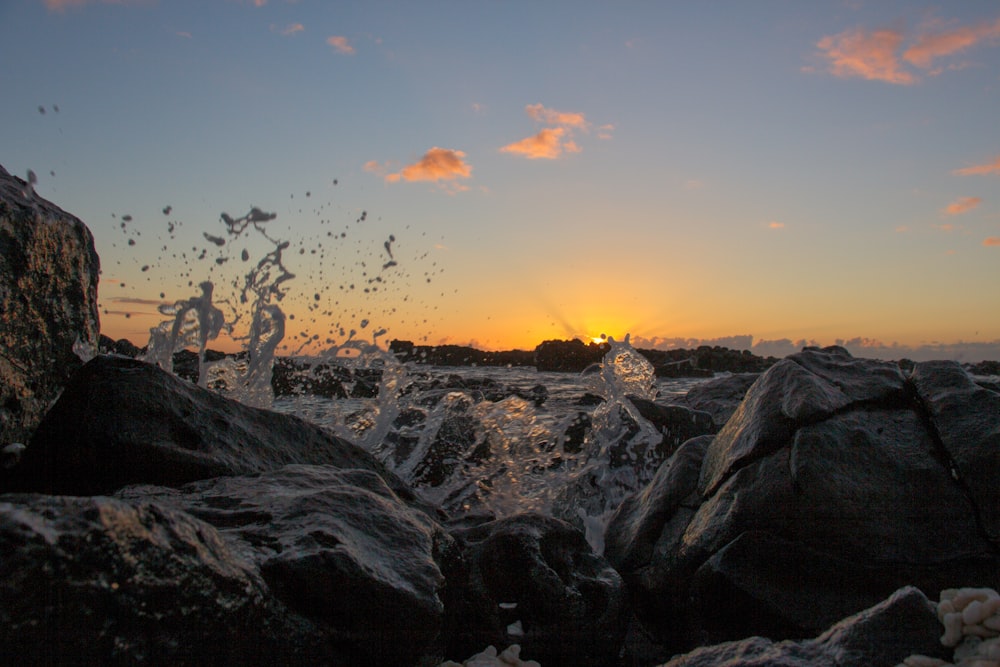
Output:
[[3, 164, 1000, 666]]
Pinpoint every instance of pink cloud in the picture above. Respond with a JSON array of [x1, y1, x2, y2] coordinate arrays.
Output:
[[381, 147, 472, 185], [768, 221, 785, 229], [277, 23, 304, 37], [943, 196, 983, 216], [44, 0, 144, 10], [500, 128, 572, 160], [326, 36, 355, 55], [903, 17, 1000, 68], [984, 237, 1000, 247], [525, 103, 588, 130], [816, 27, 915, 84], [954, 156, 1000, 176]]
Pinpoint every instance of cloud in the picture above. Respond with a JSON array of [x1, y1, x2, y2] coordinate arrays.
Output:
[[326, 35, 355, 55], [525, 103, 588, 130], [597, 123, 615, 140], [895, 225, 910, 232], [943, 196, 983, 215], [377, 148, 472, 191], [273, 23, 304, 37], [44, 0, 145, 10], [768, 221, 785, 229], [815, 27, 916, 84], [176, 31, 192, 39], [954, 156, 1000, 176], [902, 17, 1000, 69], [500, 128, 576, 160], [984, 237, 1000, 247], [935, 223, 956, 232]]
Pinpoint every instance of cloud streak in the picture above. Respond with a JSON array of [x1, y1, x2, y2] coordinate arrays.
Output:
[[984, 237, 1000, 247], [44, 0, 144, 10], [500, 103, 600, 160], [943, 196, 982, 215], [326, 36, 355, 55], [954, 156, 1000, 176], [369, 148, 473, 193], [814, 15, 1000, 85]]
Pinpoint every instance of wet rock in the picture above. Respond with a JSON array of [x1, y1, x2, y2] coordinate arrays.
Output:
[[658, 586, 949, 667], [627, 397, 717, 454], [446, 513, 627, 667], [605, 346, 1000, 652], [117, 465, 452, 666], [675, 372, 759, 428], [0, 164, 100, 446], [910, 360, 1000, 544], [0, 355, 419, 506], [0, 493, 332, 666]]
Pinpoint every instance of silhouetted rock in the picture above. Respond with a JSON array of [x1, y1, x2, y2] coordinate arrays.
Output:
[[605, 346, 1000, 652], [675, 372, 760, 428], [446, 513, 627, 667], [0, 164, 100, 446], [534, 339, 608, 372], [0, 493, 334, 665], [117, 465, 453, 666], [0, 355, 419, 507], [658, 586, 948, 667]]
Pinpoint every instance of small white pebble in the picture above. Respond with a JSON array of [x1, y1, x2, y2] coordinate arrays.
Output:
[[900, 655, 950, 667], [954, 590, 998, 611], [944, 612, 967, 646], [966, 601, 987, 625], [964, 624, 995, 638], [984, 616, 1000, 632], [506, 620, 524, 637]]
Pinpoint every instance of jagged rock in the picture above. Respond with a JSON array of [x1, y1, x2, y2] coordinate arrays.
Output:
[[117, 465, 453, 666], [0, 355, 421, 507], [910, 360, 1000, 544], [446, 513, 627, 667], [657, 586, 949, 667], [0, 493, 335, 666], [0, 164, 100, 446], [627, 397, 717, 454], [676, 372, 760, 428], [605, 346, 1000, 652]]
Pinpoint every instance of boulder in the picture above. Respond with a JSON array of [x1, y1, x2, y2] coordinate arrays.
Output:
[[446, 513, 627, 667], [0, 164, 100, 446], [0, 355, 420, 507], [0, 493, 332, 665], [657, 586, 949, 667], [117, 465, 453, 666], [675, 372, 760, 428], [534, 339, 608, 373], [605, 346, 1000, 651]]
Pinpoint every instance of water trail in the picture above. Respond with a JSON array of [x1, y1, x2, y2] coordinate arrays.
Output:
[[142, 280, 225, 386]]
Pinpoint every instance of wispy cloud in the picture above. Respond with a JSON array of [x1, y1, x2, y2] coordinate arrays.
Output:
[[370, 147, 473, 193], [500, 128, 579, 160], [954, 155, 1000, 176], [326, 35, 355, 55], [815, 27, 916, 84], [272, 23, 304, 37], [813, 14, 1000, 85], [943, 196, 982, 215], [983, 237, 1000, 246], [768, 221, 785, 229], [903, 17, 1000, 69], [500, 103, 599, 160], [44, 0, 145, 10], [176, 31, 192, 39]]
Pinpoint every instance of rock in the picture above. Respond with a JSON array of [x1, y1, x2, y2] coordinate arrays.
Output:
[[676, 372, 760, 428], [446, 513, 627, 667], [0, 164, 100, 446], [910, 361, 1000, 545], [627, 397, 717, 454], [605, 346, 1000, 652], [117, 465, 453, 666], [658, 586, 949, 667], [0, 355, 420, 506], [0, 493, 333, 665], [97, 334, 142, 358], [534, 339, 608, 373]]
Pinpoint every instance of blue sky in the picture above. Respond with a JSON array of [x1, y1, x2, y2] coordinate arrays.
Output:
[[2, 0, 999, 360]]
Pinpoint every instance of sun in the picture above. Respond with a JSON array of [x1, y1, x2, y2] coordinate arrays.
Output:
[[590, 333, 608, 344]]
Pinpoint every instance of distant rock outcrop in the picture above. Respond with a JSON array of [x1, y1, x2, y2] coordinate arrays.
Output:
[[605, 346, 1000, 654], [0, 164, 100, 446], [534, 339, 609, 372]]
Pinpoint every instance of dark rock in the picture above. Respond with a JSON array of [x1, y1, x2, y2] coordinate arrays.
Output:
[[605, 346, 1000, 653], [0, 493, 332, 665], [910, 360, 1000, 544], [658, 586, 949, 667], [0, 355, 419, 506], [534, 339, 608, 372], [270, 356, 348, 398], [98, 335, 142, 358], [446, 513, 627, 667], [0, 164, 100, 446], [627, 397, 717, 455], [676, 372, 760, 428], [117, 465, 452, 666]]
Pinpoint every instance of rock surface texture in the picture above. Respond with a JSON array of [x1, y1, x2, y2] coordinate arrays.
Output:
[[0, 355, 420, 504], [606, 346, 1000, 654], [0, 164, 100, 447]]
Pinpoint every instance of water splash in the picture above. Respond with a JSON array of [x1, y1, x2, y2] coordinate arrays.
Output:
[[142, 280, 225, 386]]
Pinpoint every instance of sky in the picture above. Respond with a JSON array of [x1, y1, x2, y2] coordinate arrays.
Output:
[[2, 0, 999, 361]]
